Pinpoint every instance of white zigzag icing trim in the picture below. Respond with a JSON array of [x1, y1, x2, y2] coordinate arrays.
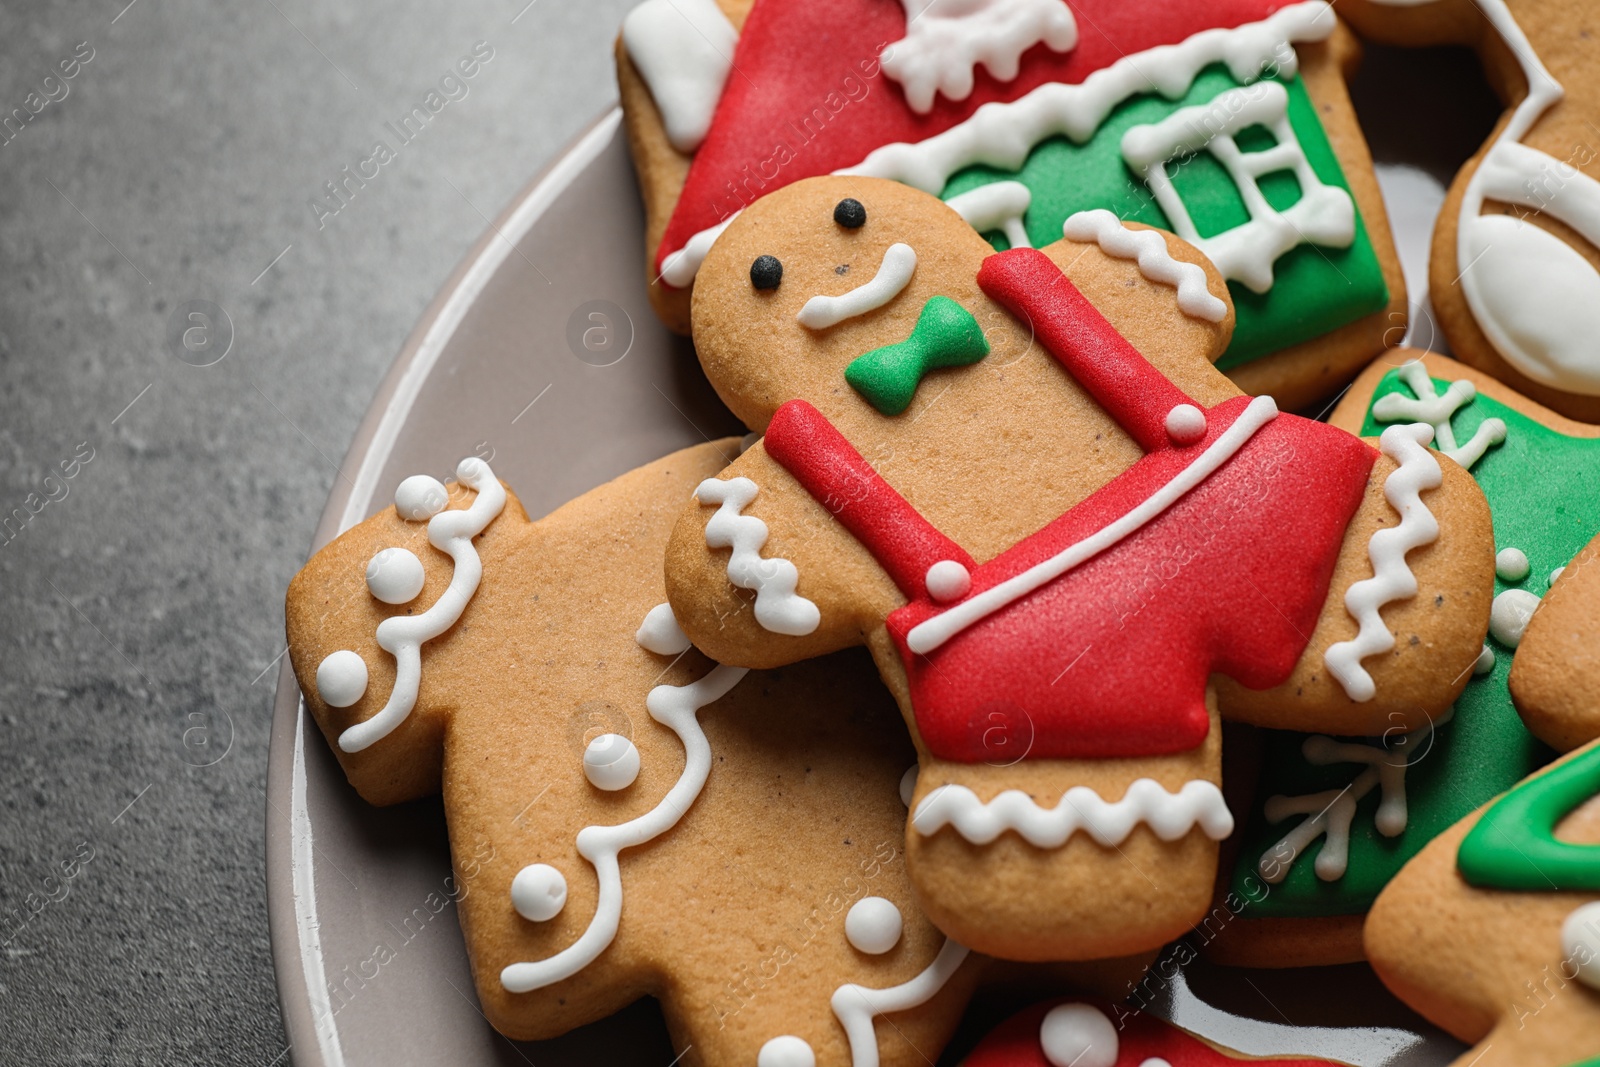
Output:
[[1324, 423, 1443, 703], [1063, 209, 1228, 322], [500, 660, 748, 992], [338, 458, 506, 753], [1371, 361, 1507, 471], [831, 938, 971, 1067], [696, 476, 821, 636], [911, 778, 1233, 848]]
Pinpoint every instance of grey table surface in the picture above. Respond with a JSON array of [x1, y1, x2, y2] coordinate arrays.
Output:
[[0, 1, 1504, 1062], [0, 1, 634, 1061]]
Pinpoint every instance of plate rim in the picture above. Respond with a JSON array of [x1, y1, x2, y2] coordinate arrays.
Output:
[[263, 107, 625, 1067]]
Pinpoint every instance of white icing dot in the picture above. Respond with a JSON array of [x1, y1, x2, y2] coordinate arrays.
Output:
[[636, 602, 692, 656], [1562, 901, 1600, 991], [1495, 547, 1530, 582], [845, 896, 903, 955], [584, 733, 641, 791], [1165, 403, 1207, 445], [1489, 588, 1541, 648], [316, 650, 368, 708], [365, 547, 426, 605], [510, 864, 568, 922], [394, 474, 449, 521], [1552, 566, 1567, 586], [757, 1036, 816, 1067], [899, 765, 918, 807], [1474, 644, 1496, 676], [1040, 1003, 1119, 1067], [925, 559, 972, 602]]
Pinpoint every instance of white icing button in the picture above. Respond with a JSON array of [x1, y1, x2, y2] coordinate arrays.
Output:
[[394, 474, 449, 521], [316, 650, 368, 708], [899, 765, 919, 807], [1164, 403, 1207, 445], [636, 602, 692, 656], [1552, 565, 1567, 586], [845, 896, 903, 955], [510, 863, 568, 922], [1489, 588, 1541, 648], [757, 1035, 816, 1067], [584, 733, 641, 791], [1473, 645, 1496, 676], [1563, 901, 1600, 991], [1040, 1002, 1119, 1067], [925, 560, 972, 602], [365, 547, 426, 605], [1495, 547, 1530, 582]]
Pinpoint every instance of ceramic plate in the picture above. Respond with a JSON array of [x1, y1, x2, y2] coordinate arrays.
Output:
[[266, 102, 1473, 1066]]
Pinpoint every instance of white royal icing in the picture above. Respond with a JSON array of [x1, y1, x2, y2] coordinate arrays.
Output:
[[797, 242, 918, 329], [1324, 423, 1442, 704], [1496, 547, 1530, 582], [501, 659, 748, 992], [583, 733, 641, 791], [1445, 0, 1600, 395], [1063, 209, 1227, 322], [1489, 588, 1541, 648], [1474, 645, 1496, 676], [695, 477, 821, 636], [1039, 1003, 1118, 1067], [912, 778, 1233, 848], [636, 601, 692, 655], [845, 897, 904, 955], [1258, 709, 1450, 883], [1371, 362, 1507, 471], [1121, 79, 1355, 294], [660, 2, 1337, 283], [831, 938, 970, 1067], [881, 0, 1078, 114], [510, 863, 568, 922], [945, 181, 1033, 249], [316, 649, 369, 708], [365, 546, 426, 605], [907, 394, 1277, 655], [338, 458, 506, 752], [1553, 565, 1567, 585], [1164, 403, 1208, 445], [621, 0, 738, 154], [1563, 901, 1600, 991], [758, 1036, 817, 1067], [924, 560, 972, 603], [394, 474, 448, 521]]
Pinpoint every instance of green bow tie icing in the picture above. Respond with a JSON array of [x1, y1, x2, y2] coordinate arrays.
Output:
[[1458, 743, 1600, 892], [844, 296, 989, 415]]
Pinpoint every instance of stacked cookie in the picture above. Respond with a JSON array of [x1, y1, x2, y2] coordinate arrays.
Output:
[[284, 1, 1600, 1064]]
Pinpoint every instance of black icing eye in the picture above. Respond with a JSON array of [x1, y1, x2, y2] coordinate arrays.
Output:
[[833, 198, 867, 229], [750, 254, 783, 291]]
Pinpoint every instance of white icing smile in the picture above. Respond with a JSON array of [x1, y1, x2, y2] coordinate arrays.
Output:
[[797, 242, 918, 329]]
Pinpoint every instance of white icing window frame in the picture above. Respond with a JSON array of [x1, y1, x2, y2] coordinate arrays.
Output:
[[1120, 79, 1355, 294]]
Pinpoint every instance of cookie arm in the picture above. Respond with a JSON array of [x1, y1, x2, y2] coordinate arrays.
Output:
[[663, 442, 902, 668], [1511, 531, 1600, 751]]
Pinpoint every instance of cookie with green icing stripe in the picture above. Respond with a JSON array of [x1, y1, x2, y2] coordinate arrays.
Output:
[[1212, 350, 1600, 969]]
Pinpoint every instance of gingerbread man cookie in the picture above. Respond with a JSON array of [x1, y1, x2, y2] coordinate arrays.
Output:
[[1340, 0, 1600, 420], [618, 0, 1406, 409], [1366, 739, 1600, 1067], [660, 177, 1493, 961], [287, 441, 987, 1065], [1214, 350, 1600, 967]]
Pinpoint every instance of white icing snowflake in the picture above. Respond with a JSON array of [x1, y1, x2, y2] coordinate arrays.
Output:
[[1371, 361, 1507, 471], [882, 0, 1078, 113], [1257, 709, 1451, 883]]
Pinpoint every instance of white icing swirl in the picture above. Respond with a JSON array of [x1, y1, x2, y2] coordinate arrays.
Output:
[[1324, 424, 1441, 704], [881, 0, 1078, 113], [695, 477, 820, 636], [1062, 209, 1227, 322], [831, 938, 970, 1067]]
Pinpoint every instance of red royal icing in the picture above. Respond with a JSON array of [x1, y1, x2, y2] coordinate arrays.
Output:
[[657, 0, 1298, 279], [965, 999, 1338, 1067], [765, 250, 1375, 763]]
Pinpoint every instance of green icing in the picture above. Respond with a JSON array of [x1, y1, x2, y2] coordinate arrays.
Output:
[[844, 296, 989, 415], [940, 68, 1388, 370], [1459, 743, 1600, 890], [1229, 370, 1600, 918]]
